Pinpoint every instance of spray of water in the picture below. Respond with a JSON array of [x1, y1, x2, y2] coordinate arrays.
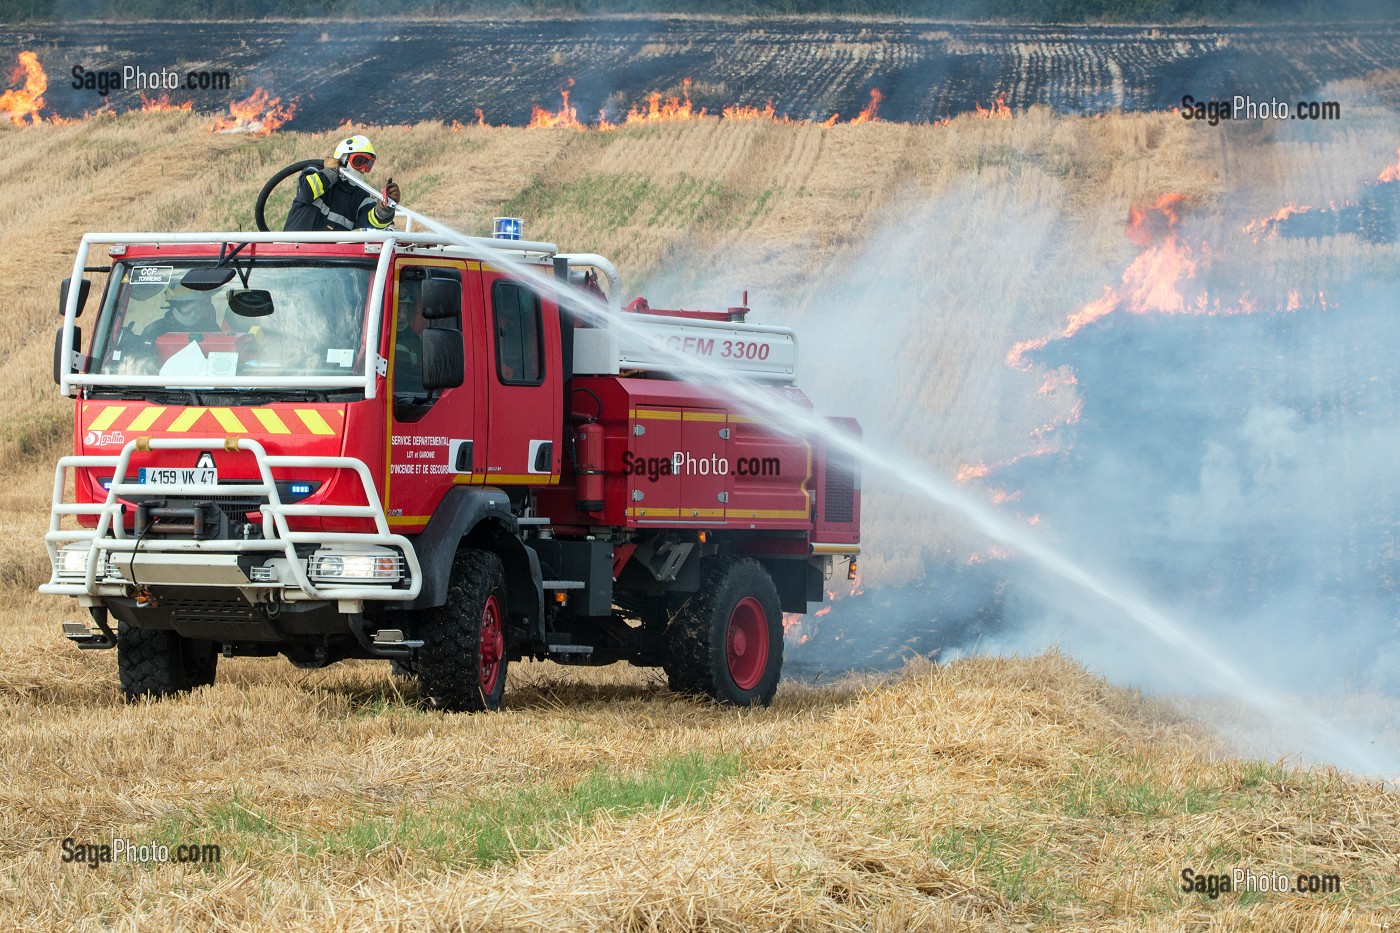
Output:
[[349, 173, 1392, 780]]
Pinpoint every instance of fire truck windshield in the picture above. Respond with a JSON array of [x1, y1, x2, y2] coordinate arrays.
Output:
[[88, 260, 374, 389]]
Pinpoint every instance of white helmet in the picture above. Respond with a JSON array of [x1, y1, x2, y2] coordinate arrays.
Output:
[[334, 134, 376, 172]]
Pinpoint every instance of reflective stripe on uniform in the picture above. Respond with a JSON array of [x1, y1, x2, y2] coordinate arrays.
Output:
[[307, 172, 325, 200], [313, 198, 357, 230], [364, 197, 394, 229]]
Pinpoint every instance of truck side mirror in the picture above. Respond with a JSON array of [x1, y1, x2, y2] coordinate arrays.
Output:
[[60, 277, 91, 318], [54, 325, 81, 385], [420, 328, 464, 390], [420, 277, 461, 320]]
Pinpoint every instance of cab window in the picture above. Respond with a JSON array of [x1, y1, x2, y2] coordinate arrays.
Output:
[[394, 266, 461, 418], [492, 281, 543, 385]]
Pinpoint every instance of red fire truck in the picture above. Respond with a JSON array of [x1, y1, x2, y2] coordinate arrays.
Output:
[[45, 225, 860, 710]]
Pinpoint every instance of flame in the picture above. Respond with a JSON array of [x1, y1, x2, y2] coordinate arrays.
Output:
[[783, 568, 862, 643], [974, 92, 1012, 120], [210, 88, 297, 134], [781, 611, 812, 645], [2, 51, 49, 125], [722, 101, 782, 122], [955, 462, 992, 484], [516, 77, 984, 130], [1243, 202, 1310, 241], [526, 79, 584, 130], [624, 78, 703, 125], [970, 189, 1335, 498], [139, 93, 193, 113], [1007, 193, 1222, 370], [1379, 147, 1400, 183], [449, 110, 490, 131], [1037, 370, 1079, 397], [967, 545, 1014, 565], [848, 88, 883, 124]]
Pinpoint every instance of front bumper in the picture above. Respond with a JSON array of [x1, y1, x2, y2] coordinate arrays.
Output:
[[42, 436, 421, 607]]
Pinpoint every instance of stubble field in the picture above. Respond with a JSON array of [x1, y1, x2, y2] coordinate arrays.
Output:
[[0, 94, 1398, 929]]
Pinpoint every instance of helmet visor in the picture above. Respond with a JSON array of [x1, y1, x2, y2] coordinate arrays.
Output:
[[347, 152, 375, 173]]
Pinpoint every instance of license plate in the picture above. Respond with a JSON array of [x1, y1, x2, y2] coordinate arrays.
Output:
[[138, 467, 218, 486]]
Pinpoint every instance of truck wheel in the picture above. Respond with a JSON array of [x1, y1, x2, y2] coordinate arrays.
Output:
[[664, 558, 782, 707], [418, 550, 508, 712], [117, 621, 219, 701]]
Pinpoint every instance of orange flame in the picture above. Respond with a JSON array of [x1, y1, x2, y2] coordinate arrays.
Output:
[[974, 92, 1012, 120], [783, 567, 862, 642], [526, 79, 584, 130], [722, 101, 782, 122], [624, 78, 703, 125], [2, 51, 49, 125], [970, 190, 1328, 495], [1379, 147, 1400, 183], [967, 545, 1014, 565], [848, 88, 883, 124], [139, 93, 193, 113], [955, 461, 992, 484], [210, 88, 297, 134], [1007, 194, 1222, 370], [1243, 202, 1309, 241]]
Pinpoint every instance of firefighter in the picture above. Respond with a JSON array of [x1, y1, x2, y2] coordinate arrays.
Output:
[[144, 287, 219, 339], [283, 135, 401, 233]]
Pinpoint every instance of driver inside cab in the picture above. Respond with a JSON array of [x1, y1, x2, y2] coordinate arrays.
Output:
[[144, 287, 219, 341]]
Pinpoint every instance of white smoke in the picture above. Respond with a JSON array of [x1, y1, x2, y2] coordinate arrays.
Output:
[[663, 142, 1400, 777]]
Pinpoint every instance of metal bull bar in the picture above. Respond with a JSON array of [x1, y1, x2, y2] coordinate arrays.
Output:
[[42, 436, 422, 603]]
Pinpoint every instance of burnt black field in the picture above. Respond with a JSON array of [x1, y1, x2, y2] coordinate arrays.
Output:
[[7, 19, 1400, 127]]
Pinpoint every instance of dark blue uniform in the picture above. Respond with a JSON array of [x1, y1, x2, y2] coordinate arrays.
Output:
[[283, 167, 393, 232]]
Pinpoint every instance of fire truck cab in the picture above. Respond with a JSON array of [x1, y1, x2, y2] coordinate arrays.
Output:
[[45, 228, 860, 710]]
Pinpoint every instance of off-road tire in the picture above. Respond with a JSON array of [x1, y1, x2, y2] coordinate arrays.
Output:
[[117, 621, 218, 701], [664, 558, 783, 707], [417, 549, 508, 712]]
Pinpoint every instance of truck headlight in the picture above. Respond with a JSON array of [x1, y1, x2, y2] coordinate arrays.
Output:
[[54, 543, 92, 579], [308, 546, 402, 583]]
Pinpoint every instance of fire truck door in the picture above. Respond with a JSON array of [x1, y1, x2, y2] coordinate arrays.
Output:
[[385, 261, 485, 530], [482, 277, 561, 485]]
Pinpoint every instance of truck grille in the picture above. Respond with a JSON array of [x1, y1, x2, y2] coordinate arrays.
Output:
[[824, 459, 855, 523], [128, 495, 263, 536]]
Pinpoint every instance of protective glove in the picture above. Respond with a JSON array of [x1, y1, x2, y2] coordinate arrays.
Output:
[[383, 180, 400, 204], [320, 157, 340, 184]]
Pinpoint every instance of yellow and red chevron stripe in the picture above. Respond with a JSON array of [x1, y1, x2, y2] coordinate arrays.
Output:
[[81, 403, 342, 437]]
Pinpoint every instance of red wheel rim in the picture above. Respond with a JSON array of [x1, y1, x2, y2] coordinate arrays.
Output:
[[725, 596, 768, 691], [479, 593, 504, 694]]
